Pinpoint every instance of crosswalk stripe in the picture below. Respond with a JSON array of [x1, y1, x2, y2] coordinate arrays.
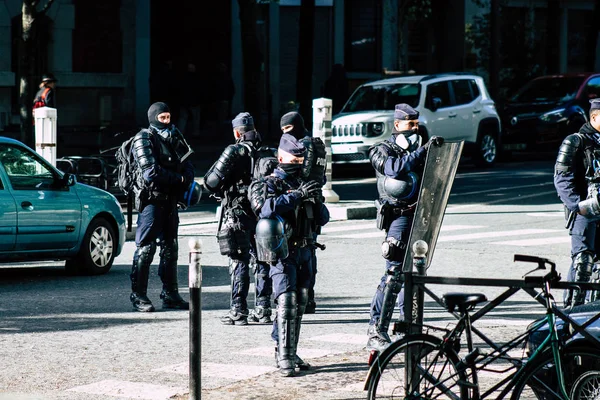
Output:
[[68, 379, 186, 400], [238, 346, 345, 359], [307, 333, 365, 345], [321, 222, 376, 233], [438, 229, 561, 243], [201, 362, 277, 379], [329, 224, 481, 239], [491, 236, 570, 246]]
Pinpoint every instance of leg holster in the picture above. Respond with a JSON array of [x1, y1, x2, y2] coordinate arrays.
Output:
[[131, 242, 157, 295], [376, 265, 404, 341], [277, 292, 298, 372], [158, 239, 179, 292]]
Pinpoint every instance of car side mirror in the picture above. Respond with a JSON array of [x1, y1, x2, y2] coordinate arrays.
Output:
[[61, 173, 77, 187], [429, 97, 442, 112]]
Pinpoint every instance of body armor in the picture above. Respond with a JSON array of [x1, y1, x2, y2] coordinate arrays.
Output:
[[301, 137, 327, 185], [370, 141, 421, 206]]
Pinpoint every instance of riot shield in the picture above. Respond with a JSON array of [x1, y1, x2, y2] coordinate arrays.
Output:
[[402, 141, 464, 272]]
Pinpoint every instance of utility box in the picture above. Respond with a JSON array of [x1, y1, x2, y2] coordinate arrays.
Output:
[[34, 107, 57, 166]]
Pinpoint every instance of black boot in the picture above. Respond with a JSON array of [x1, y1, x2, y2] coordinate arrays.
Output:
[[130, 293, 155, 312], [160, 290, 189, 310], [248, 305, 272, 323], [276, 292, 297, 377], [220, 308, 249, 325], [157, 239, 188, 310], [130, 243, 156, 312]]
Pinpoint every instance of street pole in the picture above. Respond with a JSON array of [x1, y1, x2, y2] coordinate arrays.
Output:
[[405, 239, 428, 395], [188, 238, 202, 400], [312, 97, 339, 202]]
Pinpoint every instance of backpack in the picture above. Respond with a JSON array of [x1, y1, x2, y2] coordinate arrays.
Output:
[[32, 88, 50, 111], [240, 143, 278, 180], [253, 146, 278, 180], [115, 136, 141, 197]]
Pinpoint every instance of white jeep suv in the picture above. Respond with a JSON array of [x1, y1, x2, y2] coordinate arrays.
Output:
[[331, 73, 501, 167]]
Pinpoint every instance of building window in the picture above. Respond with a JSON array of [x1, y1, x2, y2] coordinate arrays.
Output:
[[344, 0, 381, 72], [72, 0, 122, 73]]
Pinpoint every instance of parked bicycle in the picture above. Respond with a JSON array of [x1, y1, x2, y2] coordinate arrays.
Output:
[[364, 254, 600, 399]]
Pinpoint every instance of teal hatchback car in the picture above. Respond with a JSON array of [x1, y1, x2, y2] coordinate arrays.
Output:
[[0, 137, 126, 275]]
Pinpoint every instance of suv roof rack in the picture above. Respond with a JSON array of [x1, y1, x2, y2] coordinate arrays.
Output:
[[419, 72, 474, 82]]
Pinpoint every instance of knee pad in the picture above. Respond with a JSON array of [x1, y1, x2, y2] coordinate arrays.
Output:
[[381, 237, 406, 261], [574, 251, 595, 282], [136, 242, 157, 264], [277, 292, 297, 319], [159, 239, 178, 264]]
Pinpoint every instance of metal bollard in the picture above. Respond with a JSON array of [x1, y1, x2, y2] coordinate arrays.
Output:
[[188, 238, 202, 400], [406, 240, 428, 395], [312, 97, 340, 203]]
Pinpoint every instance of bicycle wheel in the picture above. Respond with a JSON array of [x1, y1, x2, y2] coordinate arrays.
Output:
[[366, 333, 469, 400], [570, 370, 600, 399], [510, 347, 600, 400]]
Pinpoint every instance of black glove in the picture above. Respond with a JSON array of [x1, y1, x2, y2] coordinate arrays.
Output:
[[425, 136, 444, 149], [293, 180, 321, 200]]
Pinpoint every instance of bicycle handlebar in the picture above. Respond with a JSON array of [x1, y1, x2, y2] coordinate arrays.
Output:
[[513, 254, 556, 270]]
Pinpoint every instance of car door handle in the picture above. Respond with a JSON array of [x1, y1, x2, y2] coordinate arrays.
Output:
[[473, 108, 481, 114], [21, 201, 33, 211], [448, 112, 457, 118]]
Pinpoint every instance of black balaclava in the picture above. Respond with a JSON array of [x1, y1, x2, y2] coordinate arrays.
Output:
[[148, 102, 171, 131], [280, 111, 307, 140]]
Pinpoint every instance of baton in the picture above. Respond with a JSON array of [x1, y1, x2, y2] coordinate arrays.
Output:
[[314, 242, 326, 251]]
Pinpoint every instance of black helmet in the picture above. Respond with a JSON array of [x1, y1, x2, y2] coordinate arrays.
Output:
[[178, 181, 202, 210], [255, 216, 289, 262], [41, 73, 57, 83]]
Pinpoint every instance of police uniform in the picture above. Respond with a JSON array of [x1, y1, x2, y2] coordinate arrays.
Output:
[[366, 104, 429, 351], [281, 111, 328, 314], [130, 102, 196, 312], [203, 112, 274, 326], [249, 133, 330, 377], [554, 99, 600, 306]]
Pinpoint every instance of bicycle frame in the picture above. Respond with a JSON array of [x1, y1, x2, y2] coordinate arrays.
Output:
[[378, 258, 600, 399]]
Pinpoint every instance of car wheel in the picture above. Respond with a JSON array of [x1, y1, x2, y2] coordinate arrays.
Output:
[[474, 130, 498, 167], [65, 217, 116, 275]]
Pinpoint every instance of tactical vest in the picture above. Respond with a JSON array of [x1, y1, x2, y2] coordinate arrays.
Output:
[[577, 133, 600, 195], [373, 141, 420, 206]]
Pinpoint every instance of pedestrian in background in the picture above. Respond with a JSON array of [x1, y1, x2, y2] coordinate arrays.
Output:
[[366, 103, 443, 351], [554, 98, 600, 307], [204, 112, 274, 326], [129, 101, 200, 312], [32, 73, 57, 113]]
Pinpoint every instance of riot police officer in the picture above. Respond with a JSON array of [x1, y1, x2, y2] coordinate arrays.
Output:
[[130, 102, 199, 312], [366, 103, 442, 351], [555, 99, 600, 307], [204, 112, 275, 325], [248, 133, 330, 377], [280, 111, 327, 314]]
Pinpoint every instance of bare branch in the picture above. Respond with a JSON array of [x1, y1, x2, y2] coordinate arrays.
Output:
[[39, 0, 56, 15]]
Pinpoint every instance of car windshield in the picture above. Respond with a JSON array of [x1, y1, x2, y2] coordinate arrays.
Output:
[[510, 77, 585, 103], [342, 83, 420, 113]]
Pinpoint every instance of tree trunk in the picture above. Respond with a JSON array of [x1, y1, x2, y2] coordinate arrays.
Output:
[[296, 0, 315, 128], [19, 1, 36, 146], [237, 0, 263, 130], [545, 0, 560, 74], [489, 0, 500, 100], [586, 0, 600, 71]]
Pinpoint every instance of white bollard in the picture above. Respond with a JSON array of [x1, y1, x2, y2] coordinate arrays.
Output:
[[34, 106, 57, 166], [312, 98, 339, 203]]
